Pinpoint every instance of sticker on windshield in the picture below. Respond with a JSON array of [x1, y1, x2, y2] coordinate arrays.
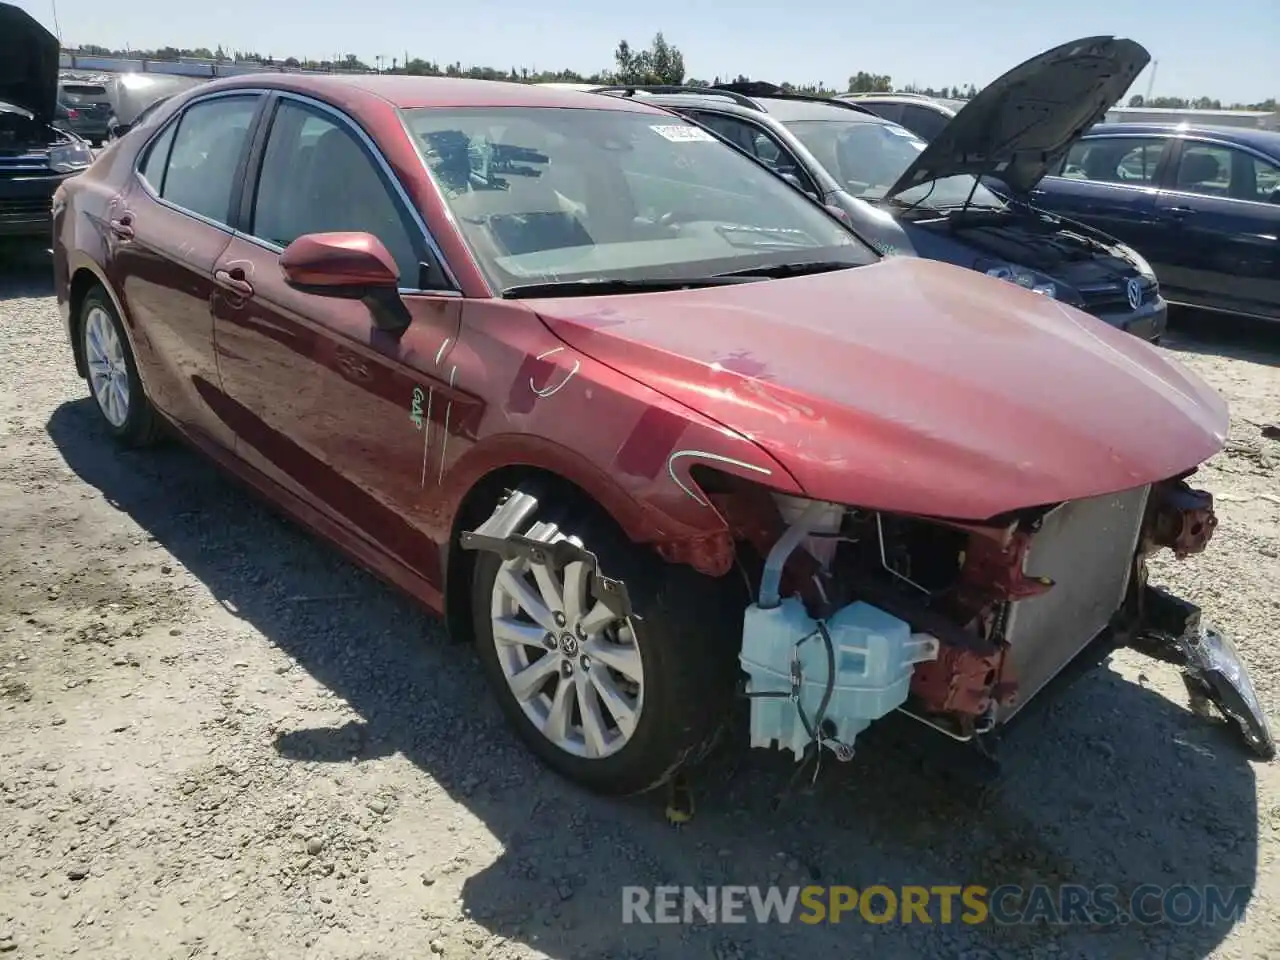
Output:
[[651, 124, 717, 142]]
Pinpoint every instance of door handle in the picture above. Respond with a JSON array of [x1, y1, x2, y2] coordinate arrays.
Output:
[[214, 268, 254, 297], [109, 215, 134, 239], [1167, 206, 1197, 219]]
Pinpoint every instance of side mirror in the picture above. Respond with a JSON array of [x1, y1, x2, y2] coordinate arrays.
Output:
[[280, 232, 410, 335], [109, 120, 131, 139]]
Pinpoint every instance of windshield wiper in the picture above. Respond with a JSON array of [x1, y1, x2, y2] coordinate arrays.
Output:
[[501, 276, 759, 299], [710, 260, 859, 280]]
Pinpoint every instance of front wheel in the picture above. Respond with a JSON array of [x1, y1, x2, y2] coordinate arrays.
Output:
[[471, 503, 743, 796]]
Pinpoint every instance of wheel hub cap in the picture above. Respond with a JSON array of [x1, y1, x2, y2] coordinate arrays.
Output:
[[490, 541, 644, 760]]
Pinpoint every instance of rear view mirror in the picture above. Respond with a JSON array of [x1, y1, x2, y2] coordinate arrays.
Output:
[[281, 232, 409, 335]]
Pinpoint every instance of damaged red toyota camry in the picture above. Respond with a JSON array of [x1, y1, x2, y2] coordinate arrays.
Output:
[[52, 71, 1273, 799]]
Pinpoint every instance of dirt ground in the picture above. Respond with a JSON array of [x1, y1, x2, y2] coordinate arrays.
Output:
[[1, 240, 1278, 960]]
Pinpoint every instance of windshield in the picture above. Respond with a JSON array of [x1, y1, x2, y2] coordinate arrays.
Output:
[[402, 107, 877, 293], [783, 119, 1006, 209]]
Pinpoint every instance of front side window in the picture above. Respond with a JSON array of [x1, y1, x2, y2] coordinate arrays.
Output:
[[1057, 138, 1167, 184], [159, 96, 259, 223], [403, 106, 875, 293], [783, 118, 1006, 209], [250, 100, 421, 285]]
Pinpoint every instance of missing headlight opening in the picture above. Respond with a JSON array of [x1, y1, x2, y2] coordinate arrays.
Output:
[[701, 473, 1272, 771]]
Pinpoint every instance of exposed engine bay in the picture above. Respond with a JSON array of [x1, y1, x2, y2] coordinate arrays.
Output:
[[705, 471, 1273, 770], [0, 105, 73, 152], [917, 204, 1140, 283]]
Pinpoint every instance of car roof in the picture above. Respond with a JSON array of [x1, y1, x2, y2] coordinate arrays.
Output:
[[601, 90, 884, 124], [190, 73, 666, 114], [1087, 122, 1280, 154]]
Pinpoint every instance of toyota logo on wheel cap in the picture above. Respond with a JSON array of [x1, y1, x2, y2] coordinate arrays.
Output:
[[1127, 278, 1143, 311]]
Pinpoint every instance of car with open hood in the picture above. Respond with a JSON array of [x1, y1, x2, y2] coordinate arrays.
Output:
[[596, 37, 1166, 342], [0, 2, 94, 239], [51, 73, 1272, 804]]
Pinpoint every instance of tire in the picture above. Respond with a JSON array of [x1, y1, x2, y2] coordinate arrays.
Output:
[[80, 286, 162, 447], [471, 499, 744, 796]]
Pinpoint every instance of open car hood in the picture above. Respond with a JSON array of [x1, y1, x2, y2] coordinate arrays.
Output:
[[884, 36, 1150, 199], [533, 257, 1225, 522], [0, 3, 60, 122]]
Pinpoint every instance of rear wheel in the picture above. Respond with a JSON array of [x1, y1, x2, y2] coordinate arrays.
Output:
[[80, 287, 161, 447], [471, 501, 743, 795]]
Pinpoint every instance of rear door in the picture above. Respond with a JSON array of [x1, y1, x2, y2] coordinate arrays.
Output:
[[1030, 135, 1172, 253], [1151, 138, 1280, 318], [210, 93, 462, 579], [109, 91, 265, 452]]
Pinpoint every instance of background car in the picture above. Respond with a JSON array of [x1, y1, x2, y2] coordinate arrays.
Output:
[[836, 92, 963, 142], [0, 3, 95, 239], [593, 36, 1168, 342], [1024, 122, 1280, 322], [56, 74, 115, 146], [105, 73, 210, 141]]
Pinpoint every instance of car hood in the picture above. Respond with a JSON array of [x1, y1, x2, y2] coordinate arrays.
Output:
[[0, 3, 60, 122], [885, 36, 1150, 199], [533, 257, 1226, 521]]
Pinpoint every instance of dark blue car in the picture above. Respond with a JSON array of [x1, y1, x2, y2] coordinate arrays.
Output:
[[1028, 123, 1280, 323]]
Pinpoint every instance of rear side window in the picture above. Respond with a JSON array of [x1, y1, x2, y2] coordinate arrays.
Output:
[[157, 96, 259, 224]]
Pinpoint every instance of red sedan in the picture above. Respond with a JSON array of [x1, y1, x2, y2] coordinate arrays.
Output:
[[52, 75, 1273, 796]]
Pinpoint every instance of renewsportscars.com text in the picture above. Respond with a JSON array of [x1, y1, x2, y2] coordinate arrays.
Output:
[[621, 884, 1250, 926]]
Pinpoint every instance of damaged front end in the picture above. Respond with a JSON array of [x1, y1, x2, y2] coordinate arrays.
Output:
[[723, 474, 1274, 772]]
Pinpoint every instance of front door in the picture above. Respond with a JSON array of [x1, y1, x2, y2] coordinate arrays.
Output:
[[108, 92, 264, 451], [210, 95, 462, 585], [1031, 135, 1170, 254]]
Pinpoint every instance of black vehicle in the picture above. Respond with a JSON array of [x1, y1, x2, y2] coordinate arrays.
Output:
[[1026, 122, 1280, 323], [0, 3, 94, 240], [593, 37, 1167, 342]]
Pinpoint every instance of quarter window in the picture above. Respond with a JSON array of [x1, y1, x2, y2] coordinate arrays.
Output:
[[900, 105, 950, 142], [250, 100, 421, 286], [158, 96, 259, 223], [138, 122, 176, 192], [1057, 138, 1167, 184]]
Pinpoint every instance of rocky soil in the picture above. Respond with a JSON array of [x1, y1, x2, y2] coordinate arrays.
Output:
[[1, 240, 1278, 959]]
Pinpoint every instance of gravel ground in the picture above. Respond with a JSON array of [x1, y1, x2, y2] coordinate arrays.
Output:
[[1, 239, 1278, 960]]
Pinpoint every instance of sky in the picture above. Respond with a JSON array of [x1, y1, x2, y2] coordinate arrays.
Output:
[[15, 0, 1280, 104]]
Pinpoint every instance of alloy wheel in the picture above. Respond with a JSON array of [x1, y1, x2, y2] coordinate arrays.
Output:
[[489, 544, 645, 760], [84, 305, 130, 428]]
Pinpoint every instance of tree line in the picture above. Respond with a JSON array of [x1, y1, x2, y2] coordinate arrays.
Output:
[[67, 34, 1275, 111]]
